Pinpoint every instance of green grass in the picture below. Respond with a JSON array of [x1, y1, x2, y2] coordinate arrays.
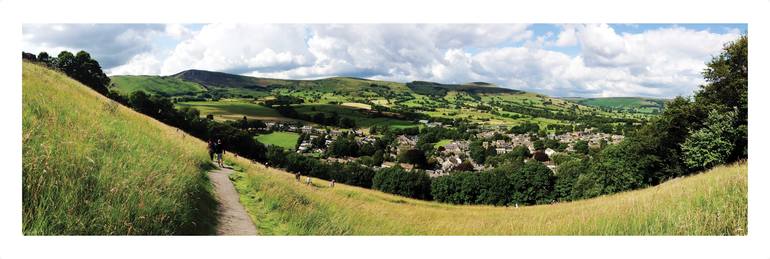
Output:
[[568, 97, 666, 114], [110, 75, 207, 96], [434, 139, 452, 148], [229, 156, 746, 235], [23, 62, 217, 235], [255, 132, 300, 150], [175, 100, 289, 122], [294, 104, 416, 128]]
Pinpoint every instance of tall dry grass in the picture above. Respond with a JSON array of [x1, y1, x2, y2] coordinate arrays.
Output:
[[22, 62, 217, 235], [230, 155, 746, 235]]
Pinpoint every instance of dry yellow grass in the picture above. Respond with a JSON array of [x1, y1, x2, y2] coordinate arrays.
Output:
[[23, 62, 217, 234], [229, 156, 746, 235]]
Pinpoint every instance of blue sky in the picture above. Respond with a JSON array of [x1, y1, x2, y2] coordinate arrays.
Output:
[[22, 23, 745, 98]]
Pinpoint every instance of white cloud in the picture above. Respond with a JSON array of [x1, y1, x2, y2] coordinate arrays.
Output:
[[24, 23, 744, 98], [160, 24, 313, 75], [107, 52, 162, 75]]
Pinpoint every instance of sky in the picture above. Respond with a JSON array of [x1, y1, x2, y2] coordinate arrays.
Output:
[[21, 23, 746, 98]]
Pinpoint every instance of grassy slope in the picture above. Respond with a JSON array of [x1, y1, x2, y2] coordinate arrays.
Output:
[[23, 62, 217, 235], [568, 97, 665, 113], [229, 157, 746, 235], [255, 132, 300, 150], [110, 75, 207, 96]]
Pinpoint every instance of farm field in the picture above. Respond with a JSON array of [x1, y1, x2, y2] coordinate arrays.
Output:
[[175, 100, 291, 122], [255, 132, 300, 150]]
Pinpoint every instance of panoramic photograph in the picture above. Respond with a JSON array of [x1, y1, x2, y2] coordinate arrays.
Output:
[[20, 23, 747, 236]]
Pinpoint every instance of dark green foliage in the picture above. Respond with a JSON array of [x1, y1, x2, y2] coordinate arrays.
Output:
[[574, 140, 589, 155], [398, 149, 428, 169], [509, 122, 540, 134], [432, 160, 553, 206], [509, 161, 555, 204], [372, 167, 432, 200], [681, 110, 740, 171], [25, 50, 111, 95], [554, 159, 588, 201], [326, 134, 360, 157], [469, 140, 495, 164]]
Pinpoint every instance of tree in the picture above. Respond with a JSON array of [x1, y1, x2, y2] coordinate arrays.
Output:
[[574, 140, 589, 155], [399, 149, 427, 169], [553, 159, 588, 201], [681, 109, 739, 171], [372, 167, 432, 200], [695, 35, 748, 160], [509, 160, 555, 205], [37, 52, 51, 64]]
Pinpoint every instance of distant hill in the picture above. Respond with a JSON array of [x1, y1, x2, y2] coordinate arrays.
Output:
[[564, 97, 667, 114], [111, 75, 207, 96], [110, 69, 657, 127], [406, 80, 522, 97], [172, 69, 269, 89]]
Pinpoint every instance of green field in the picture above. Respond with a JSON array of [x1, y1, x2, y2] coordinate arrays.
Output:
[[23, 62, 217, 235], [294, 104, 416, 128], [567, 97, 666, 114], [175, 100, 289, 122], [229, 156, 747, 235], [110, 75, 207, 96], [255, 132, 300, 150]]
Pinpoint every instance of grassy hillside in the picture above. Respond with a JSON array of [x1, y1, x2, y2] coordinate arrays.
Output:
[[566, 97, 666, 113], [110, 75, 207, 96], [228, 156, 746, 235], [22, 62, 217, 235]]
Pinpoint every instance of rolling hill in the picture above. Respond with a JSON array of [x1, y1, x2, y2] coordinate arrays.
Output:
[[110, 69, 655, 129], [23, 62, 217, 235], [25, 61, 747, 235], [564, 97, 667, 114], [111, 74, 207, 96]]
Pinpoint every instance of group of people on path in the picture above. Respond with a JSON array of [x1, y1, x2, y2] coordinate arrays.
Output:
[[208, 139, 225, 168]]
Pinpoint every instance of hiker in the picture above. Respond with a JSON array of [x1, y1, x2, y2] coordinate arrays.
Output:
[[207, 140, 215, 161], [295, 172, 301, 182], [330, 179, 335, 188], [306, 176, 312, 186], [216, 139, 225, 167]]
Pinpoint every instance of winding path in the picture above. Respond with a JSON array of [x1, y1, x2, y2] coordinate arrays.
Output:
[[209, 166, 258, 235]]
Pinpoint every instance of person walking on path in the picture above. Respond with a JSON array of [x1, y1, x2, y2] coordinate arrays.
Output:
[[216, 139, 225, 168], [295, 172, 301, 182], [207, 140, 216, 161], [330, 179, 335, 188], [306, 176, 312, 186]]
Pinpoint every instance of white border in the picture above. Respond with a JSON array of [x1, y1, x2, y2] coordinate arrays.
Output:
[[1, 0, 768, 258]]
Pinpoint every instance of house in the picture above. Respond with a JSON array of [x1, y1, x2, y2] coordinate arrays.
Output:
[[301, 125, 313, 134], [545, 148, 557, 158], [418, 119, 430, 124]]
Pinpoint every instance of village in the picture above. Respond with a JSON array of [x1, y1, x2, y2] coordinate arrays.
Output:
[[258, 120, 624, 177]]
